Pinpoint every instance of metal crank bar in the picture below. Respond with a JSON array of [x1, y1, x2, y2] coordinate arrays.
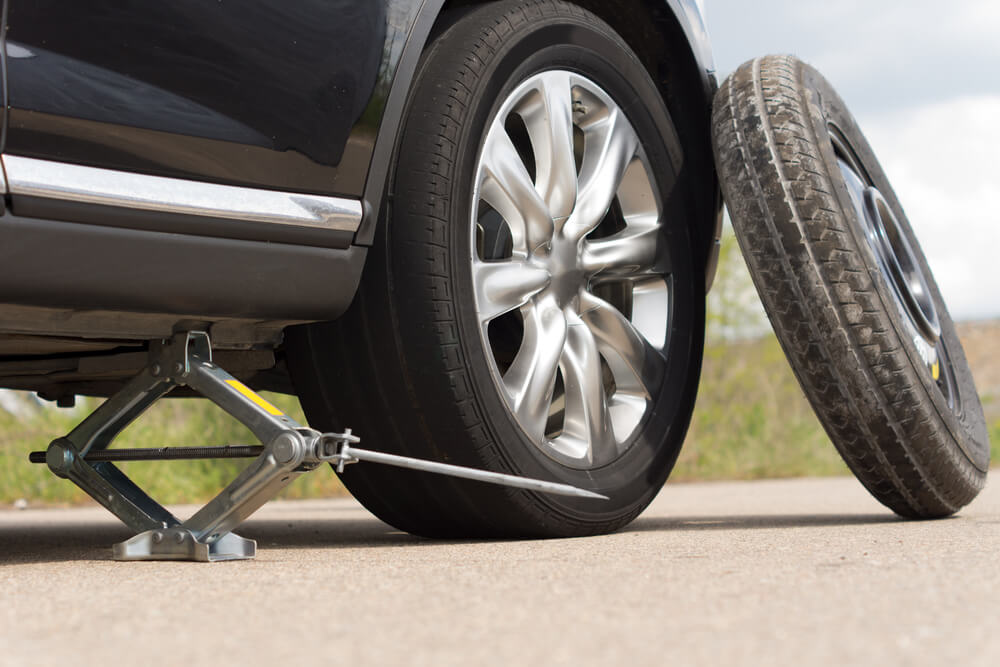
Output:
[[28, 445, 267, 463], [31, 331, 604, 562]]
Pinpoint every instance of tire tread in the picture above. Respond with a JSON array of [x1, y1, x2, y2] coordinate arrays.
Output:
[[289, 0, 691, 538], [712, 55, 985, 517]]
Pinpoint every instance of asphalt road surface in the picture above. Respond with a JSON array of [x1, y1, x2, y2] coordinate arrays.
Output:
[[2, 476, 998, 666]]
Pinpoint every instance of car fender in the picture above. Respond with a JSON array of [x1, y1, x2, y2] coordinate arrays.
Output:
[[356, 0, 719, 252]]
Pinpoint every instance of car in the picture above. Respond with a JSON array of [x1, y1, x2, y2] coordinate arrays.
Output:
[[0, 0, 721, 539], [6, 2, 986, 551]]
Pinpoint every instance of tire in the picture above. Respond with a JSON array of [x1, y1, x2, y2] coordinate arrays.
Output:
[[712, 55, 989, 518], [286, 0, 705, 538]]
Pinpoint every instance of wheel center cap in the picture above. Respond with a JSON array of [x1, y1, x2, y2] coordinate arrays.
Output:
[[536, 233, 584, 310]]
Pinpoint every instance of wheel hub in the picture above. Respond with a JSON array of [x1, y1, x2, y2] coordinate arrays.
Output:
[[831, 128, 959, 409], [470, 70, 671, 470], [861, 187, 941, 345], [534, 231, 585, 310]]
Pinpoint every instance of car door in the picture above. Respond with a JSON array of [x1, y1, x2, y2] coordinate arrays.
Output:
[[3, 0, 386, 197]]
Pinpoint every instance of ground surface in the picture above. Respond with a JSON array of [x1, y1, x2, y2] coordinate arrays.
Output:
[[2, 476, 998, 666]]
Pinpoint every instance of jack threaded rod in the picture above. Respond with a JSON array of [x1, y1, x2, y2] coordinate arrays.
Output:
[[28, 445, 264, 464]]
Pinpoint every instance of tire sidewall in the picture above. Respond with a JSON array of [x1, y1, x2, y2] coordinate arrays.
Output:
[[412, 15, 703, 517], [800, 64, 990, 472]]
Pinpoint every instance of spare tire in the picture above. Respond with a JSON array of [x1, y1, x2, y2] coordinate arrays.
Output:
[[712, 55, 990, 518]]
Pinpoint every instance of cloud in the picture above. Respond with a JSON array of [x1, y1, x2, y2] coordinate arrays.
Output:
[[706, 0, 1000, 320], [708, 0, 1000, 114], [858, 95, 1000, 320]]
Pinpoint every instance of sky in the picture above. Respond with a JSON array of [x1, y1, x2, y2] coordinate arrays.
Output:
[[704, 0, 1000, 321]]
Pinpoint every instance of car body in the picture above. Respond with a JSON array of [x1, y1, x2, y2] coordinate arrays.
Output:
[[0, 0, 719, 401]]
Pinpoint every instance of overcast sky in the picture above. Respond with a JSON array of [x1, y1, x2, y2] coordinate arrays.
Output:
[[704, 0, 1000, 321]]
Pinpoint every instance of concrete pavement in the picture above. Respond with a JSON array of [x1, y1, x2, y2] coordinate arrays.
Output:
[[2, 476, 999, 666]]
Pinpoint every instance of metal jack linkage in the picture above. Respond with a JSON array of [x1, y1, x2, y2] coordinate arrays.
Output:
[[38, 331, 605, 562], [40, 331, 357, 561]]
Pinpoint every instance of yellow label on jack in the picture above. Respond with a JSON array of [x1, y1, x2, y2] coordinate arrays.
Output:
[[931, 360, 940, 381], [226, 379, 284, 416]]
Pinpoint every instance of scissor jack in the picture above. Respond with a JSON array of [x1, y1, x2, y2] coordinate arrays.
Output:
[[30, 331, 604, 561]]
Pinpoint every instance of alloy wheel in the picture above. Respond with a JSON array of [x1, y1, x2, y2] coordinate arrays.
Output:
[[470, 70, 672, 469]]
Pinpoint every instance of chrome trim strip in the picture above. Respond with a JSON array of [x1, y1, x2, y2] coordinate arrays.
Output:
[[1, 155, 362, 232]]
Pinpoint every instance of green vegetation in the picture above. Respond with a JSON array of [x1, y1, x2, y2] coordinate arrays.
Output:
[[676, 334, 850, 481], [1, 229, 996, 505], [992, 419, 1000, 458], [678, 338, 1000, 482], [675, 229, 849, 480], [985, 394, 1000, 462], [0, 392, 346, 506], [677, 229, 1000, 480]]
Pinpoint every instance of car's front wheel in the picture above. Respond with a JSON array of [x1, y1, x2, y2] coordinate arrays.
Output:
[[287, 0, 705, 537]]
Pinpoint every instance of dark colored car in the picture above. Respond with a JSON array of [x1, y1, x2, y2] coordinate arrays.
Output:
[[0, 0, 722, 537]]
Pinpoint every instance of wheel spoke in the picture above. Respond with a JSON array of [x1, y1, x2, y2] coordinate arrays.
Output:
[[518, 71, 578, 221], [564, 110, 639, 241], [557, 314, 614, 465], [502, 302, 568, 441], [472, 69, 671, 471], [472, 259, 551, 324], [578, 291, 664, 398], [581, 226, 667, 278], [480, 126, 554, 254]]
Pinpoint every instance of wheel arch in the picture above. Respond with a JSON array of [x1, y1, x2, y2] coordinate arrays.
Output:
[[357, 0, 722, 288]]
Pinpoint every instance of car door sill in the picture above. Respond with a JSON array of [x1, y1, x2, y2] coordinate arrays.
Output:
[[1, 155, 363, 248]]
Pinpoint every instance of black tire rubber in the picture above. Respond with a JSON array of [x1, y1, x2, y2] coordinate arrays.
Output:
[[286, 0, 704, 538], [712, 55, 989, 518]]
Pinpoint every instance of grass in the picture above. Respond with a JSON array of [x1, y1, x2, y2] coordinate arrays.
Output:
[[0, 392, 346, 506], [677, 336, 1000, 483], [678, 229, 1000, 480], [675, 335, 851, 481], [1, 231, 996, 506], [984, 394, 1000, 461], [3, 339, 994, 507], [669, 227, 851, 481]]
